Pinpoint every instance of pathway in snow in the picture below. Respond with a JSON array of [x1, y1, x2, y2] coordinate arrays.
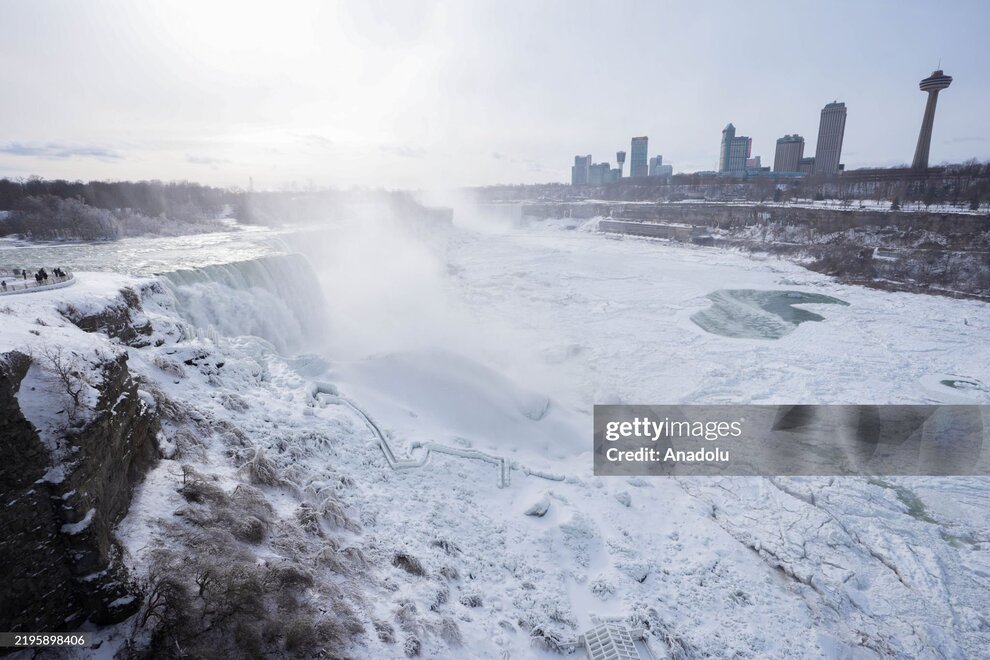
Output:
[[311, 382, 565, 488]]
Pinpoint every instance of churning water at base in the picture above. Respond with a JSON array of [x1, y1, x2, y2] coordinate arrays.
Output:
[[691, 289, 850, 339], [161, 253, 329, 354]]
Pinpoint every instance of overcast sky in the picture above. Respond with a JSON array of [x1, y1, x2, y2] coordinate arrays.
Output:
[[1, 0, 988, 189]]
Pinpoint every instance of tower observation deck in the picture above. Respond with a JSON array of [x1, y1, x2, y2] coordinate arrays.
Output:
[[912, 69, 952, 170]]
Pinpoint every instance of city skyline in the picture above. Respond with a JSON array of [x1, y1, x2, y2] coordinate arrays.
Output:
[[1, 1, 988, 189]]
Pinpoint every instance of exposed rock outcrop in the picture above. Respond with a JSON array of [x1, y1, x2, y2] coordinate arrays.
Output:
[[0, 349, 159, 632], [59, 286, 155, 347]]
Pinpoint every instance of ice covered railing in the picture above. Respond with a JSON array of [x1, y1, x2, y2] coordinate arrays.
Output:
[[0, 268, 75, 295], [309, 382, 565, 488], [561, 617, 657, 660]]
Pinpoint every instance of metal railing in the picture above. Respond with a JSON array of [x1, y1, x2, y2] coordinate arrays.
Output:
[[0, 269, 75, 295], [310, 383, 565, 488]]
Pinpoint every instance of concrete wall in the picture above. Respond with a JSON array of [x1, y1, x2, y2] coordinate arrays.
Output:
[[522, 202, 990, 239]]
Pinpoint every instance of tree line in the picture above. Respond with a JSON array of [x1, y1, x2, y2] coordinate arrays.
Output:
[[0, 177, 229, 219], [0, 177, 239, 240]]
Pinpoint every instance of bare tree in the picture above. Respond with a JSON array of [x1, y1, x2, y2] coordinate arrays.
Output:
[[38, 345, 91, 420]]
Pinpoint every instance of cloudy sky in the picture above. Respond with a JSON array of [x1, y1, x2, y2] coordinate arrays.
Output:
[[1, 0, 988, 189]]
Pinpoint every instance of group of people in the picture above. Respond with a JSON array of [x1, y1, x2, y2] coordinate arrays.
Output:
[[0, 266, 70, 292], [34, 267, 68, 282]]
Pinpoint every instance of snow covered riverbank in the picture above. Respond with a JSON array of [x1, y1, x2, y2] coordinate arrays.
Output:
[[2, 217, 988, 658]]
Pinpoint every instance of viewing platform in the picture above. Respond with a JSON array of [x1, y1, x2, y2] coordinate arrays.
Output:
[[0, 268, 76, 296]]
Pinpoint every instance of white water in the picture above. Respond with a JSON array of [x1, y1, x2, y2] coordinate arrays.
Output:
[[162, 254, 330, 354]]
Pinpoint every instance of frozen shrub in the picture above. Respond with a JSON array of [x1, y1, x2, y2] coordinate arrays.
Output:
[[320, 495, 357, 531], [220, 392, 250, 412], [242, 447, 282, 486], [403, 636, 422, 657], [547, 601, 575, 626], [231, 516, 268, 544], [296, 502, 322, 536], [230, 484, 272, 517], [430, 584, 449, 611], [339, 546, 368, 568], [314, 545, 349, 575], [176, 469, 274, 545], [396, 600, 423, 656], [395, 600, 420, 631], [436, 616, 462, 646], [392, 551, 427, 576], [630, 607, 700, 660], [438, 564, 460, 581], [458, 592, 483, 608], [169, 428, 205, 459], [589, 577, 616, 599], [430, 538, 462, 556], [268, 521, 309, 560], [269, 563, 315, 590], [148, 386, 189, 423], [178, 465, 230, 506], [530, 627, 566, 653], [374, 619, 396, 644], [153, 354, 185, 379], [284, 618, 316, 653]]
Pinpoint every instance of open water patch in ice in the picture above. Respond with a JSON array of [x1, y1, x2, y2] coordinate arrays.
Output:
[[690, 289, 850, 339]]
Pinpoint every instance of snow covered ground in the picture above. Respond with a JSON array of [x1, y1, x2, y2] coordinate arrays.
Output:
[[2, 213, 989, 658]]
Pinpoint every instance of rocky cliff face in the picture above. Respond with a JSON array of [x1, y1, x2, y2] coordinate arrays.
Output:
[[0, 349, 159, 632], [59, 286, 156, 348]]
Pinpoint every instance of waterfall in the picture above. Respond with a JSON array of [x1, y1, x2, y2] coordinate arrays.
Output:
[[160, 254, 329, 354]]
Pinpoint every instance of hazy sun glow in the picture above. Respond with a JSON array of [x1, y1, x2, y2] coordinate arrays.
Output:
[[1, 0, 988, 188]]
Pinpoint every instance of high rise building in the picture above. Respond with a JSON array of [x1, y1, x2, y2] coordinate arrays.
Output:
[[649, 156, 673, 178], [616, 151, 626, 177], [571, 155, 591, 185], [773, 134, 805, 173], [589, 162, 614, 185], [728, 137, 751, 173], [630, 137, 649, 178], [719, 123, 752, 175], [718, 124, 735, 173], [813, 102, 846, 175], [912, 69, 953, 170]]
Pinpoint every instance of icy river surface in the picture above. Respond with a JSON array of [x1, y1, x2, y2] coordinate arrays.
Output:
[[4, 214, 990, 658]]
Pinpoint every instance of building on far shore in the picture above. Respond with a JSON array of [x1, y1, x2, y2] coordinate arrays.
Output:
[[813, 101, 846, 175], [630, 137, 649, 178], [571, 155, 591, 185], [719, 123, 753, 175], [588, 162, 621, 185], [798, 156, 816, 175], [773, 134, 805, 173], [649, 155, 673, 178]]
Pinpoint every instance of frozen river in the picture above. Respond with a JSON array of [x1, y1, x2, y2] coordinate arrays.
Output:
[[4, 213, 989, 657], [5, 214, 989, 410]]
